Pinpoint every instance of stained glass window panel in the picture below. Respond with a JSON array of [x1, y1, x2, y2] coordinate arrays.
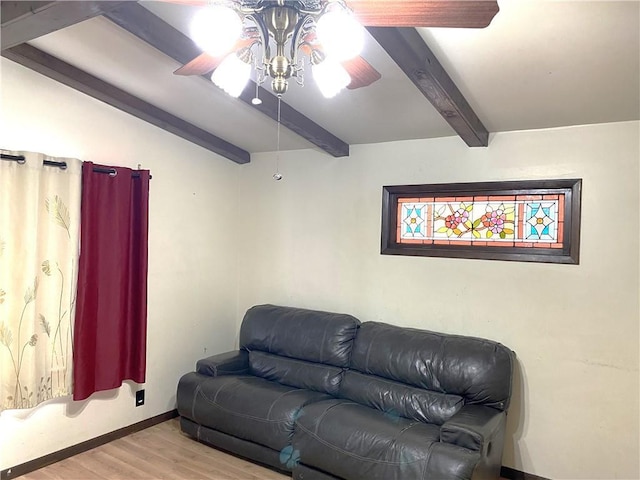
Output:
[[391, 191, 569, 249], [382, 179, 581, 264], [525, 201, 559, 242], [400, 203, 428, 239]]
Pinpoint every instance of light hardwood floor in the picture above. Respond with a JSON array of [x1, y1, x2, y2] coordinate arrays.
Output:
[[18, 418, 289, 480], [18, 419, 510, 480]]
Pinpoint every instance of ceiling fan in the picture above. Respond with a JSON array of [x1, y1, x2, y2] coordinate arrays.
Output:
[[160, 0, 499, 99]]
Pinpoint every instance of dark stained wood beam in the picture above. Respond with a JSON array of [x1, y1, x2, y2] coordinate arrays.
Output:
[[0, 1, 131, 50], [1, 43, 250, 164], [367, 27, 489, 147], [103, 2, 349, 157]]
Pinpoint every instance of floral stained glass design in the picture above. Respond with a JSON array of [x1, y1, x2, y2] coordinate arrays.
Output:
[[397, 194, 564, 249]]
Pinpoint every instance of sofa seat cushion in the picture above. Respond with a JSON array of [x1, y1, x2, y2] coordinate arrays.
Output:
[[294, 399, 480, 480], [178, 372, 331, 452]]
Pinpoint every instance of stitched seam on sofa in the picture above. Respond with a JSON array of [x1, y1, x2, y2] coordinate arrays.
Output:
[[504, 349, 514, 411], [421, 441, 437, 479], [347, 371, 462, 403], [295, 422, 429, 465], [199, 376, 301, 419], [191, 384, 202, 422], [318, 322, 329, 364], [209, 376, 237, 405], [340, 320, 358, 368], [270, 316, 282, 353], [207, 376, 275, 414], [389, 422, 429, 459], [430, 336, 445, 393], [309, 401, 359, 435], [362, 329, 375, 373], [267, 389, 301, 420], [441, 424, 482, 450], [196, 388, 292, 423], [217, 368, 248, 374], [396, 421, 421, 437], [387, 422, 416, 458], [253, 351, 341, 371]]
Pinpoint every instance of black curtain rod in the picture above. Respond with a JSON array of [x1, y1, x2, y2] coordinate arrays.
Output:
[[1, 153, 150, 178]]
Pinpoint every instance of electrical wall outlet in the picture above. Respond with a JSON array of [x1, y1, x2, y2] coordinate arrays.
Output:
[[136, 389, 145, 407]]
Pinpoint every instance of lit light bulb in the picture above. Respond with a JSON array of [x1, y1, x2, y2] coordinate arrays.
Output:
[[211, 53, 251, 97], [313, 59, 351, 98], [316, 8, 364, 61], [190, 5, 242, 56]]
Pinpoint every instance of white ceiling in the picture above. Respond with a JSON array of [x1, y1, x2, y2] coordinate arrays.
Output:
[[26, 0, 640, 156]]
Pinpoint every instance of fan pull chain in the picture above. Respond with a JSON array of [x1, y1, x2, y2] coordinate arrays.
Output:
[[273, 96, 283, 181], [251, 81, 262, 105]]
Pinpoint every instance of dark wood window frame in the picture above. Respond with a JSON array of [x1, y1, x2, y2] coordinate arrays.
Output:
[[381, 179, 582, 264]]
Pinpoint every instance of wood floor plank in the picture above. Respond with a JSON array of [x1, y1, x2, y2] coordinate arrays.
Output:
[[18, 418, 288, 480], [16, 417, 512, 480], [146, 425, 286, 478], [72, 447, 155, 479], [98, 443, 161, 478], [13, 469, 56, 480], [118, 437, 237, 480], [116, 437, 214, 479], [26, 457, 105, 480]]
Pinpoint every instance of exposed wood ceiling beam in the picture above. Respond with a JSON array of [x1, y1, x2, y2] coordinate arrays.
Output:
[[1, 44, 250, 164], [367, 27, 489, 147], [103, 3, 349, 157], [0, 1, 130, 50]]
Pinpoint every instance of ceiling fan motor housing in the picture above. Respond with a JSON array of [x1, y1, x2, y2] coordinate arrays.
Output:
[[264, 4, 300, 94]]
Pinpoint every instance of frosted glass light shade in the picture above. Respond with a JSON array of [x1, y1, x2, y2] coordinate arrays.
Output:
[[211, 54, 251, 97], [191, 6, 242, 56], [316, 9, 364, 61], [313, 60, 351, 98]]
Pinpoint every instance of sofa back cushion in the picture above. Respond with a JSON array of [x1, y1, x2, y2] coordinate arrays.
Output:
[[249, 351, 343, 396], [240, 304, 360, 368], [340, 370, 464, 425], [350, 322, 514, 411]]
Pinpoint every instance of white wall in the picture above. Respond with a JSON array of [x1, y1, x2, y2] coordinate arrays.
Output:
[[0, 59, 241, 470], [237, 122, 640, 480], [2, 55, 639, 480]]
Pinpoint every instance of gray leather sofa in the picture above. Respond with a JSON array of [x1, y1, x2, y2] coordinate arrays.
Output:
[[177, 304, 515, 480]]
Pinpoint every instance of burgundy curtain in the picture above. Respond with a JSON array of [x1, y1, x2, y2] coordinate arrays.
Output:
[[73, 162, 150, 401]]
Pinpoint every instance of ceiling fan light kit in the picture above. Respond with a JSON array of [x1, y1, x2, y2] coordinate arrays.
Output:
[[315, 7, 365, 61], [188, 0, 366, 98], [210, 49, 253, 97], [312, 58, 351, 98], [190, 4, 244, 56]]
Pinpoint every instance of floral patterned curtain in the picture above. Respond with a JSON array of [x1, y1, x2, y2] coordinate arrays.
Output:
[[0, 150, 81, 411]]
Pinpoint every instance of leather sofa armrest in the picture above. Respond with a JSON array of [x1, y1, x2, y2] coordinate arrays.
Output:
[[440, 405, 506, 453], [196, 350, 249, 377]]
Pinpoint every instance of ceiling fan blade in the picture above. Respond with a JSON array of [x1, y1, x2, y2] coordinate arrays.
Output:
[[153, 0, 210, 5], [298, 32, 380, 90], [174, 53, 222, 76], [342, 56, 381, 90], [348, 0, 499, 28], [174, 38, 255, 76]]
